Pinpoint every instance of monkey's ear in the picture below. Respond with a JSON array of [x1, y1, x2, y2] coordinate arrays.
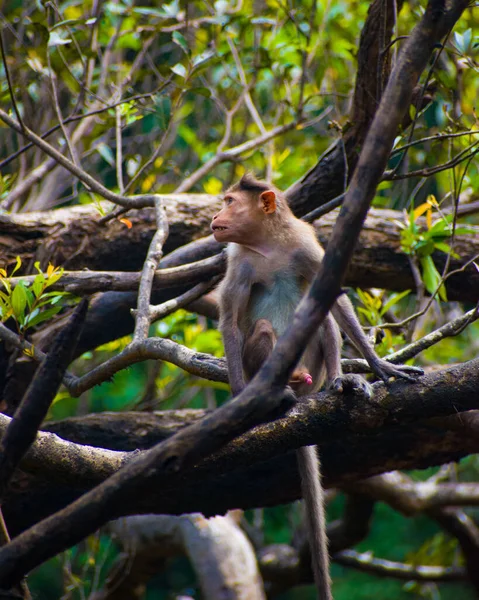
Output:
[[260, 190, 277, 214]]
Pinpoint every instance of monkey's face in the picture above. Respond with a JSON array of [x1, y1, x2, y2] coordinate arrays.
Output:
[[211, 190, 277, 244], [211, 192, 261, 244]]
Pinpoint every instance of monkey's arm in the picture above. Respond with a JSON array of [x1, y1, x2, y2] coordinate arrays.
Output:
[[219, 263, 254, 396], [332, 295, 423, 382]]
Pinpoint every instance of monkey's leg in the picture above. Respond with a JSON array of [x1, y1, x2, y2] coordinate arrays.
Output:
[[243, 319, 312, 388], [242, 319, 276, 381]]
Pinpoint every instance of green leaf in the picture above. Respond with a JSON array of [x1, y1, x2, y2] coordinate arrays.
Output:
[[11, 256, 22, 276], [32, 274, 45, 298], [454, 226, 477, 235], [420, 256, 447, 301], [24, 305, 63, 330], [48, 31, 72, 47], [171, 63, 187, 78], [131, 7, 166, 16], [357, 307, 376, 326], [1, 278, 11, 293], [192, 50, 215, 69], [154, 95, 171, 131], [433, 241, 458, 257], [24, 287, 34, 309], [96, 143, 115, 167], [380, 290, 411, 316], [11, 283, 28, 320], [24, 307, 40, 325], [414, 239, 435, 257], [428, 216, 452, 235], [189, 87, 211, 98], [172, 31, 189, 54], [45, 269, 64, 285], [51, 19, 84, 29]]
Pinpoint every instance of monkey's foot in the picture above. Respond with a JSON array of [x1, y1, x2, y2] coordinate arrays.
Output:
[[330, 374, 372, 399], [369, 358, 424, 383]]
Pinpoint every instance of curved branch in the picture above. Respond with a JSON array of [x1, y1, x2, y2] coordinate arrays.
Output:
[[334, 550, 465, 581]]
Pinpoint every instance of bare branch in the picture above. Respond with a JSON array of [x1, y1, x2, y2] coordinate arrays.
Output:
[[66, 337, 227, 397], [390, 129, 479, 156], [0, 30, 24, 130], [384, 140, 479, 180], [149, 276, 222, 322], [334, 549, 465, 581], [133, 199, 169, 341], [174, 121, 298, 193], [6, 253, 226, 295], [115, 105, 124, 194], [0, 109, 158, 210], [343, 303, 479, 373], [349, 472, 479, 515]]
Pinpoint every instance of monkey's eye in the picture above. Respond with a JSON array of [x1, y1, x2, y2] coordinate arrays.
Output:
[[224, 196, 234, 206]]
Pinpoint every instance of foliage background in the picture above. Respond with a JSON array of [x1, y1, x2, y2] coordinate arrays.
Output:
[[1, 0, 479, 597]]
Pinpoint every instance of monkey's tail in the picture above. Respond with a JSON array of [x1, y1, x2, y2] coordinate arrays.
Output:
[[296, 445, 332, 600]]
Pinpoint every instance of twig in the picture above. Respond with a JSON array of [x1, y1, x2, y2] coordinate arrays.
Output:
[[390, 28, 449, 176], [0, 30, 24, 130], [0, 323, 226, 398], [390, 129, 479, 156], [302, 192, 346, 223], [0, 335, 293, 586], [6, 253, 226, 295], [46, 42, 78, 167], [124, 84, 183, 194], [115, 104, 124, 194], [133, 199, 169, 341], [0, 324, 49, 365], [0, 108, 158, 210], [343, 303, 479, 373], [174, 120, 297, 193], [149, 276, 222, 322], [0, 90, 167, 172], [384, 140, 479, 180], [66, 337, 228, 397], [380, 252, 479, 330], [333, 549, 465, 581], [227, 36, 274, 178], [1, 158, 57, 211]]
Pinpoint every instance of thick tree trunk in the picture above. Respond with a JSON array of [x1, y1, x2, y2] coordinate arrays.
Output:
[[1, 202, 477, 302], [2, 359, 479, 535]]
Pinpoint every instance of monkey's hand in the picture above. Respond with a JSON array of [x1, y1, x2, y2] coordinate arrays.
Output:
[[330, 374, 372, 399], [368, 357, 423, 383]]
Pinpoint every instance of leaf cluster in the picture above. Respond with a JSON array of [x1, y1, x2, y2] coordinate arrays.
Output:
[[0, 258, 69, 338]]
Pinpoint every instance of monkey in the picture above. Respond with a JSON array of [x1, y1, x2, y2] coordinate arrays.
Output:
[[211, 174, 422, 600]]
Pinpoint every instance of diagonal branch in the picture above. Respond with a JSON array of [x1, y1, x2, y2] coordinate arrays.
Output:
[[0, 300, 88, 502], [0, 109, 158, 210]]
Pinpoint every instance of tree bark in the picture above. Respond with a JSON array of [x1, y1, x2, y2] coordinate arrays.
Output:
[[2, 359, 479, 536], [1, 203, 477, 302]]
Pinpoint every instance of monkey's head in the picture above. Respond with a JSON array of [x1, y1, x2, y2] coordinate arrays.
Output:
[[211, 174, 286, 244]]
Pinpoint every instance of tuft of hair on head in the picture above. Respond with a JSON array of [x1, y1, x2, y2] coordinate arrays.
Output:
[[228, 173, 288, 214], [231, 173, 271, 194]]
